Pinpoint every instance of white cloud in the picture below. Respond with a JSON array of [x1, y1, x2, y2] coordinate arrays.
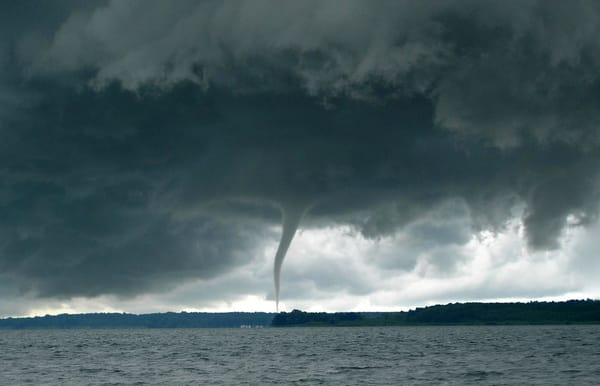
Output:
[[7, 216, 598, 317]]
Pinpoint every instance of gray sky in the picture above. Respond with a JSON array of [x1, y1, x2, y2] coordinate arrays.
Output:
[[1, 0, 600, 316]]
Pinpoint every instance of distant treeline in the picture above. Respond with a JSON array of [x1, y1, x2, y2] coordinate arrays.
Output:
[[271, 300, 600, 327], [0, 312, 274, 329], [2, 300, 599, 329]]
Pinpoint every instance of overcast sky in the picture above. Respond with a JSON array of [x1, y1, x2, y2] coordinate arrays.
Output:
[[2, 1, 600, 317]]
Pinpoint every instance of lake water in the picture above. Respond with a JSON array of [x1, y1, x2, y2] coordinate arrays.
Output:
[[1, 325, 599, 385]]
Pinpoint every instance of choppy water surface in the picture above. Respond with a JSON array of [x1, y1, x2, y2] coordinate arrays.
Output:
[[1, 325, 599, 385]]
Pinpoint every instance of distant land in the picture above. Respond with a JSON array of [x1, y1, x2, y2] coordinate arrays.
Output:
[[273, 300, 600, 327], [0, 312, 275, 329], [1, 300, 599, 329]]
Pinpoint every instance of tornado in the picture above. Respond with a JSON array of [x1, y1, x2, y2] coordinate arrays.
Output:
[[273, 204, 305, 312]]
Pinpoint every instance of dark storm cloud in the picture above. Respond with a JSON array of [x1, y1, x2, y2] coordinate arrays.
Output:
[[33, 0, 600, 146], [1, 0, 600, 299]]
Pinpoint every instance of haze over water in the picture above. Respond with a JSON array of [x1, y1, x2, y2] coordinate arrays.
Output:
[[2, 325, 599, 385]]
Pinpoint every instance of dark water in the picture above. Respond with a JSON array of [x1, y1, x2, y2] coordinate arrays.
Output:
[[1, 325, 599, 385]]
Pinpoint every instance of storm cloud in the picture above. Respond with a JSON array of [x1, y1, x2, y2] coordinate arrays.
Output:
[[1, 1, 600, 310]]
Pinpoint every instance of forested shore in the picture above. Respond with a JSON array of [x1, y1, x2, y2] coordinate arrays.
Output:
[[1, 300, 599, 329], [272, 300, 600, 327]]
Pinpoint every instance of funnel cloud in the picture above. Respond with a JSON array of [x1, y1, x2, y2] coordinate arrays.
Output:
[[273, 204, 307, 311], [1, 1, 600, 315]]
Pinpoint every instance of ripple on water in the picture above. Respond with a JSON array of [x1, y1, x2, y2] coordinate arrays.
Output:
[[0, 325, 599, 385]]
